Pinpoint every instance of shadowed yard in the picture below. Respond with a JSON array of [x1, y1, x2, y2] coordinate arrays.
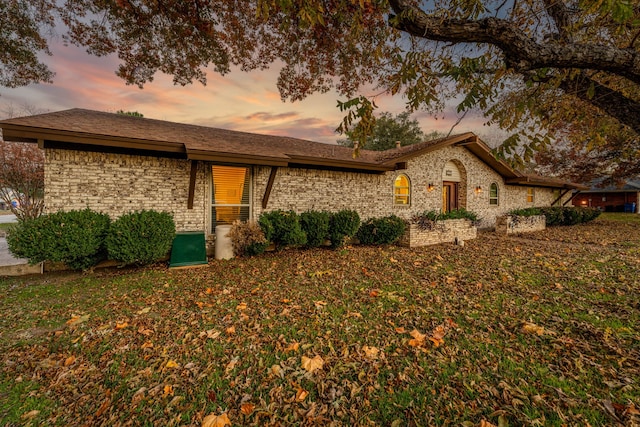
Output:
[[1, 213, 638, 426]]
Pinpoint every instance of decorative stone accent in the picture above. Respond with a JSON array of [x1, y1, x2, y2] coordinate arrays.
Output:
[[496, 214, 546, 234], [400, 219, 477, 247]]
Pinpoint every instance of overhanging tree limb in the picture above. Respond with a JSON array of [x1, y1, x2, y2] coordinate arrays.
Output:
[[387, 0, 640, 85]]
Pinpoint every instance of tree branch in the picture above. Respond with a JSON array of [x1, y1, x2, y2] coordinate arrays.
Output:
[[387, 0, 640, 85]]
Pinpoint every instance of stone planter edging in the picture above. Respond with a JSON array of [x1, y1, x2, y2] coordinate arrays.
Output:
[[496, 214, 546, 234], [401, 218, 477, 248]]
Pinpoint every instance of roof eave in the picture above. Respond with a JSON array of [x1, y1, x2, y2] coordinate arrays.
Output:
[[1, 125, 186, 154], [506, 177, 588, 190]]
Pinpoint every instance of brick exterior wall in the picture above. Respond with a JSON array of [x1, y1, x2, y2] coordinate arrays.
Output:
[[43, 145, 572, 249], [44, 149, 208, 232], [255, 145, 570, 229], [495, 214, 546, 234]]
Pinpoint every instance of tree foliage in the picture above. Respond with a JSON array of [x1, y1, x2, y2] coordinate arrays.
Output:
[[0, 140, 44, 221], [2, 0, 640, 179], [337, 111, 431, 150]]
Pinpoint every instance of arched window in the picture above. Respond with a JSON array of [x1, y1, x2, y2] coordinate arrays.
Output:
[[394, 174, 411, 205], [489, 183, 499, 205]]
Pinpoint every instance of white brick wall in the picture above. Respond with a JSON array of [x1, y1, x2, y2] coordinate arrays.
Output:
[[44, 146, 571, 240], [44, 149, 207, 232]]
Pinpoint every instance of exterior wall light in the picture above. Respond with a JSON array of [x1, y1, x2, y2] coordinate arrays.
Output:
[[427, 183, 435, 192], [475, 186, 482, 194]]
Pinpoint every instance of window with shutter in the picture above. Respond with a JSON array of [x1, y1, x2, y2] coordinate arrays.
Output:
[[211, 165, 251, 228]]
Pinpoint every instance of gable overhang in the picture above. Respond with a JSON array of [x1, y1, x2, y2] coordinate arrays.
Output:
[[382, 132, 522, 181], [506, 176, 588, 190]]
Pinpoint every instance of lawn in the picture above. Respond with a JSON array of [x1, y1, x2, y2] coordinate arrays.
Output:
[[1, 214, 638, 426]]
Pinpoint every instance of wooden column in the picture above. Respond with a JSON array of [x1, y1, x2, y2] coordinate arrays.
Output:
[[262, 167, 278, 209], [187, 160, 198, 209]]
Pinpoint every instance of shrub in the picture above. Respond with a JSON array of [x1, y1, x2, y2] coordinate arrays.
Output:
[[538, 207, 564, 226], [508, 207, 543, 217], [329, 209, 360, 248], [357, 215, 407, 245], [227, 220, 268, 256], [106, 210, 175, 266], [411, 208, 479, 230], [300, 210, 330, 247], [258, 210, 306, 249], [7, 208, 111, 270], [538, 206, 600, 226]]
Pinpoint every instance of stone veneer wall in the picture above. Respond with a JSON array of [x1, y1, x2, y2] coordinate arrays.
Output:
[[44, 149, 208, 232], [254, 145, 572, 229], [400, 219, 477, 247], [495, 214, 546, 234]]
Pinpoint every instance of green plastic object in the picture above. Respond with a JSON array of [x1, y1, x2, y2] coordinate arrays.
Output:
[[169, 231, 208, 268]]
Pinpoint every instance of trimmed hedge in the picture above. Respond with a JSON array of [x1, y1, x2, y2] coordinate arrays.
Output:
[[105, 210, 175, 266], [329, 209, 360, 248], [259, 210, 307, 249], [357, 215, 406, 245], [508, 206, 601, 226], [7, 208, 111, 270], [300, 210, 330, 248]]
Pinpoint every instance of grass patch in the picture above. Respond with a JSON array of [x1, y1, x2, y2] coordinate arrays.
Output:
[[0, 218, 639, 425]]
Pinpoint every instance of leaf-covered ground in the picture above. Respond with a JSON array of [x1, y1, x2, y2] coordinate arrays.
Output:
[[1, 213, 639, 426]]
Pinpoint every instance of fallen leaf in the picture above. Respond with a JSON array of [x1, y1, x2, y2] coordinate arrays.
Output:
[[408, 329, 426, 346], [270, 364, 283, 377], [301, 355, 324, 373], [64, 355, 76, 366], [115, 321, 129, 330], [202, 412, 231, 427], [285, 342, 300, 352], [236, 302, 247, 311], [226, 326, 236, 335], [522, 322, 545, 336], [205, 287, 214, 294], [313, 300, 327, 309], [369, 289, 380, 297], [137, 327, 153, 336], [429, 325, 446, 347], [141, 341, 153, 349], [479, 420, 497, 427], [21, 410, 40, 420], [395, 327, 406, 334], [362, 346, 379, 360], [165, 360, 180, 369], [225, 357, 239, 373], [137, 307, 151, 315], [240, 403, 255, 415], [295, 388, 309, 401], [66, 314, 90, 326], [163, 384, 174, 397]]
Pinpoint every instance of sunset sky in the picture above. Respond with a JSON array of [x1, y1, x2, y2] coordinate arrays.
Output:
[[1, 40, 489, 145]]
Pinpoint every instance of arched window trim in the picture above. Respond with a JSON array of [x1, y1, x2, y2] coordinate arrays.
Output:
[[394, 174, 411, 206], [489, 182, 499, 206]]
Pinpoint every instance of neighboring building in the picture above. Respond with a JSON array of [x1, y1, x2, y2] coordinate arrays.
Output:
[[572, 179, 640, 213], [0, 109, 584, 250]]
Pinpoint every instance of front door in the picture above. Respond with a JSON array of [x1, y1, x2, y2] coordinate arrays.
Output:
[[442, 181, 458, 213]]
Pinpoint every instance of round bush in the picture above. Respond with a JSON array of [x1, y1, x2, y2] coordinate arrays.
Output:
[[329, 209, 360, 248], [7, 208, 111, 270], [300, 210, 330, 248], [106, 210, 175, 266], [227, 220, 268, 257], [258, 210, 306, 249], [357, 215, 407, 245]]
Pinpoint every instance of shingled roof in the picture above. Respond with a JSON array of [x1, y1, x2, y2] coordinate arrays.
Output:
[[0, 108, 584, 189]]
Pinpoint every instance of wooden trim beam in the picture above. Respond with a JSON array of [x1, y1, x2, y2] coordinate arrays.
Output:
[[187, 160, 198, 209], [563, 191, 580, 206], [262, 166, 278, 209], [551, 189, 571, 206]]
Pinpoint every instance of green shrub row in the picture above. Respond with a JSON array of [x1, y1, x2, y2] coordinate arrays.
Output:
[[7, 209, 175, 270], [508, 206, 601, 226], [411, 208, 479, 230], [356, 215, 406, 245]]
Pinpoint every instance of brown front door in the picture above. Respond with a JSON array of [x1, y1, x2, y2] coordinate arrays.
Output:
[[442, 181, 458, 213]]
